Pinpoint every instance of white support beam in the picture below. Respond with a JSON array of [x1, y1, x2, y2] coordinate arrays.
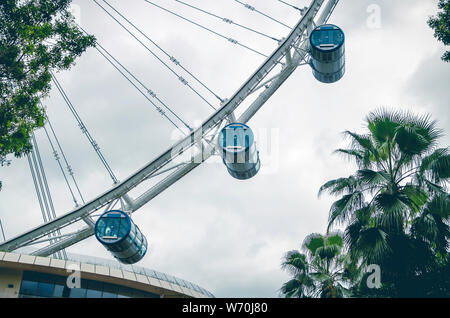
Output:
[[30, 227, 94, 257], [82, 215, 95, 228], [0, 0, 342, 255]]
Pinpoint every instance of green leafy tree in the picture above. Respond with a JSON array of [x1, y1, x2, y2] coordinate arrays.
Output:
[[0, 0, 95, 190], [428, 0, 450, 62], [319, 109, 450, 297], [280, 232, 357, 298]]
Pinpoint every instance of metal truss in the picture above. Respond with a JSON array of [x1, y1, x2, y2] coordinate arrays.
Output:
[[0, 0, 339, 256]]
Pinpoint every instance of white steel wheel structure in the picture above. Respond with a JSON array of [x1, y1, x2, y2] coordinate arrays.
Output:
[[0, 0, 341, 259]]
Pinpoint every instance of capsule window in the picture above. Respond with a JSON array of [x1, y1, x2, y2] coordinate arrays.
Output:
[[126, 235, 134, 244], [128, 227, 136, 240], [96, 219, 106, 237], [108, 244, 123, 253], [118, 219, 129, 237], [103, 218, 119, 238]]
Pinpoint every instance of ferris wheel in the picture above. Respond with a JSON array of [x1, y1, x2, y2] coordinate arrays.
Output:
[[0, 0, 344, 264]]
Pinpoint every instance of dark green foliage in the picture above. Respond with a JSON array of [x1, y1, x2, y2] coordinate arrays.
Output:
[[0, 0, 95, 189], [280, 232, 357, 298], [428, 0, 450, 62], [319, 109, 450, 297]]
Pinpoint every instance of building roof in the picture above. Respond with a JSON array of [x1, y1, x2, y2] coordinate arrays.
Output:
[[0, 251, 214, 298]]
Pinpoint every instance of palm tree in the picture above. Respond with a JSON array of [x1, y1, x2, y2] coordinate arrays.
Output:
[[280, 232, 356, 298], [319, 109, 450, 296]]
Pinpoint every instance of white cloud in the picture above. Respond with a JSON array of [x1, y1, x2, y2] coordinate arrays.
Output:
[[0, 0, 448, 297]]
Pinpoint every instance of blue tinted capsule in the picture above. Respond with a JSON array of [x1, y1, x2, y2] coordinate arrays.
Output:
[[95, 210, 148, 264], [309, 24, 346, 83], [217, 123, 260, 180]]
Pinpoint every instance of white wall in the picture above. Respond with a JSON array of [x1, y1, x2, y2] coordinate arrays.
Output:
[[0, 268, 23, 298]]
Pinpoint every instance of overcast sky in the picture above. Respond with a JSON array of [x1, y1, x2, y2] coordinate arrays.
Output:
[[1, 0, 449, 297]]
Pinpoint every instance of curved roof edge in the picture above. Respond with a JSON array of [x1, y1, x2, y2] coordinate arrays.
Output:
[[0, 251, 214, 298]]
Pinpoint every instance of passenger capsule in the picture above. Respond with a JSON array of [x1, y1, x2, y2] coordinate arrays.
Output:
[[217, 123, 260, 180], [309, 24, 345, 83], [94, 210, 148, 264]]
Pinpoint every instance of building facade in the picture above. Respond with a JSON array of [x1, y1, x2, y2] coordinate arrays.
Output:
[[0, 251, 214, 298]]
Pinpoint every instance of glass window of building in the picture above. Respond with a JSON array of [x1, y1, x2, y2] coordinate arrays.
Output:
[[117, 286, 133, 298], [15, 268, 201, 298], [102, 282, 119, 298], [86, 289, 102, 298], [52, 284, 64, 298], [69, 287, 87, 298], [20, 280, 38, 296], [37, 282, 54, 297]]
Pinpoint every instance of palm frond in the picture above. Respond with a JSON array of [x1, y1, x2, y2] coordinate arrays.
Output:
[[325, 233, 344, 248], [302, 233, 324, 256], [419, 148, 449, 175], [414, 173, 446, 194], [398, 185, 429, 215], [412, 213, 449, 255], [374, 192, 407, 232], [413, 194, 450, 254], [318, 175, 358, 198], [334, 148, 371, 168], [355, 205, 375, 225], [357, 169, 390, 187], [428, 153, 450, 182], [309, 272, 330, 283], [316, 245, 340, 261], [281, 250, 308, 276], [327, 191, 364, 231], [334, 148, 364, 161], [395, 124, 433, 156], [280, 278, 303, 298], [366, 108, 403, 146], [400, 111, 443, 149], [424, 193, 450, 219], [342, 131, 379, 163], [344, 217, 365, 255], [356, 227, 390, 263], [280, 273, 315, 298]]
